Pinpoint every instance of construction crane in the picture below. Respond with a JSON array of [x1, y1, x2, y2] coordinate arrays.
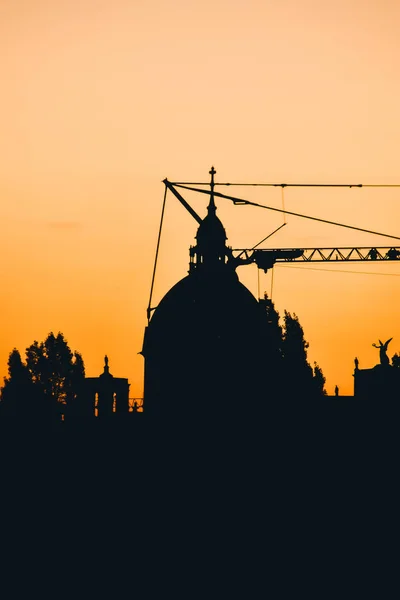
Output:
[[147, 171, 400, 318]]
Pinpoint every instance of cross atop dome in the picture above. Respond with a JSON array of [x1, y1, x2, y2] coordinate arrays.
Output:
[[208, 166, 217, 214]]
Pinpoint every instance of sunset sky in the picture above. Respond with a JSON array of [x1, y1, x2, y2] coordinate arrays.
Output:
[[1, 0, 400, 397]]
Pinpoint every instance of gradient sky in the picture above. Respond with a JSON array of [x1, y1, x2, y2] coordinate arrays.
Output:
[[1, 0, 400, 397]]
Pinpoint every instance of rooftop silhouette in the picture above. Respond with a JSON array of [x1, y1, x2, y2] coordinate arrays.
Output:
[[1, 169, 400, 431]]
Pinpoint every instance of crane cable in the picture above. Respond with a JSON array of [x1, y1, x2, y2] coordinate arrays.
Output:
[[281, 186, 286, 225], [276, 265, 400, 277], [258, 181, 286, 300], [147, 186, 168, 323]]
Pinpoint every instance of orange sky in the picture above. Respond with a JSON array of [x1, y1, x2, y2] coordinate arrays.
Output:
[[1, 0, 400, 397]]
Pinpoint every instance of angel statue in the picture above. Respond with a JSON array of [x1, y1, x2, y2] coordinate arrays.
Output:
[[372, 338, 393, 367]]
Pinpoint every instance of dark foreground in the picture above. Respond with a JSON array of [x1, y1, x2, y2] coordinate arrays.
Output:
[[1, 397, 398, 596], [2, 396, 398, 479]]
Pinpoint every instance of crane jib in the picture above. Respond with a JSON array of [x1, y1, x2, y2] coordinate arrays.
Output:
[[247, 247, 400, 271]]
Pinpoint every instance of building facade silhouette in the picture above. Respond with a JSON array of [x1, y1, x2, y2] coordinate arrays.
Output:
[[354, 355, 400, 400], [81, 356, 130, 417]]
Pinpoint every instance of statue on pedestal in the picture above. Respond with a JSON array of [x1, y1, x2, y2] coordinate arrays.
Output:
[[372, 338, 393, 367]]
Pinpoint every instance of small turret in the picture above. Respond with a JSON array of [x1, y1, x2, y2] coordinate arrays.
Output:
[[191, 167, 228, 272]]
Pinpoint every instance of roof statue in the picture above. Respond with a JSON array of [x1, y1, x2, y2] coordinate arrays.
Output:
[[372, 338, 393, 367], [102, 354, 111, 376]]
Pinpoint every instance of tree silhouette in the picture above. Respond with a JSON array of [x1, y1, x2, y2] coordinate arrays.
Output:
[[259, 303, 327, 400], [281, 311, 321, 399], [312, 362, 327, 397], [259, 294, 284, 397], [0, 349, 34, 417], [1, 332, 85, 420], [260, 294, 283, 361]]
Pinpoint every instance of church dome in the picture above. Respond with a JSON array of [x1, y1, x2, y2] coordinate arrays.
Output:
[[142, 268, 267, 417], [145, 269, 260, 350]]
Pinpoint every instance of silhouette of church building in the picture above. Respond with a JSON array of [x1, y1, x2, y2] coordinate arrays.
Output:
[[81, 356, 130, 417], [353, 340, 400, 400], [141, 168, 269, 418]]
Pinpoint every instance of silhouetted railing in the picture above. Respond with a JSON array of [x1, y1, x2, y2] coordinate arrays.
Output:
[[129, 398, 144, 412]]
